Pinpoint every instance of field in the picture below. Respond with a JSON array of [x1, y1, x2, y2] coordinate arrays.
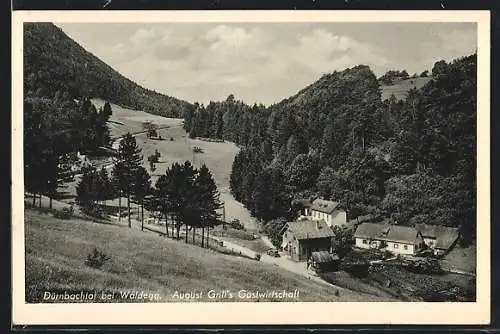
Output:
[[24, 209, 388, 303], [380, 77, 433, 100], [92, 98, 183, 139], [93, 99, 258, 231], [440, 243, 476, 274]]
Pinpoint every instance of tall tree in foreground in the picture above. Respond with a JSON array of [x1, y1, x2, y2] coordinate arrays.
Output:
[[113, 133, 143, 227], [194, 164, 222, 247], [76, 166, 99, 210], [134, 166, 151, 231], [180, 161, 198, 243]]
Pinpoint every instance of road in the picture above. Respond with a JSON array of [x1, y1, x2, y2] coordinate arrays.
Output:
[[128, 217, 343, 290]]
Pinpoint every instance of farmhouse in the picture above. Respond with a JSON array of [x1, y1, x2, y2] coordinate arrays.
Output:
[[281, 219, 335, 262], [414, 224, 460, 256], [354, 223, 425, 256], [295, 198, 347, 228]]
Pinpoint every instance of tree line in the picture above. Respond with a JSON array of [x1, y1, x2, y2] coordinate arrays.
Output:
[[183, 54, 477, 246], [24, 93, 112, 208]]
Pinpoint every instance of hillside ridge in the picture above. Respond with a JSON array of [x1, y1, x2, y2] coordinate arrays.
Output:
[[24, 22, 193, 118]]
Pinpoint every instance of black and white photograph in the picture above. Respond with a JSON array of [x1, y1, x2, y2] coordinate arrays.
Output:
[[12, 10, 490, 325]]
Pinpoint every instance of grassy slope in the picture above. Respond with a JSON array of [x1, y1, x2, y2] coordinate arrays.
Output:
[[380, 77, 433, 100], [92, 98, 258, 231], [25, 209, 388, 303]]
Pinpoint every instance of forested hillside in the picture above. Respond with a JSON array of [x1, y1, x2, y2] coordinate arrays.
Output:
[[24, 23, 193, 118], [183, 54, 477, 245]]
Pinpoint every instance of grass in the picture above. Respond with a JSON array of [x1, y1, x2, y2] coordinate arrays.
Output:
[[25, 209, 386, 303], [440, 243, 476, 274], [92, 98, 183, 139], [380, 77, 432, 101], [56, 99, 259, 231]]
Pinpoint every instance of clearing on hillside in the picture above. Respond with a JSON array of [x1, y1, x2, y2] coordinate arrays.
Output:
[[380, 77, 433, 101]]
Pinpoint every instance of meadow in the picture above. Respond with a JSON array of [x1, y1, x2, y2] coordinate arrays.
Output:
[[24, 209, 386, 303]]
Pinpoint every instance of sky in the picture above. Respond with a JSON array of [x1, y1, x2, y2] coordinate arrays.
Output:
[[55, 22, 477, 106]]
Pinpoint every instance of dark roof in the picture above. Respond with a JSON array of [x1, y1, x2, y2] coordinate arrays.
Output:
[[311, 251, 340, 263], [354, 223, 421, 244], [354, 222, 390, 239], [385, 225, 421, 244], [415, 224, 460, 249], [310, 199, 340, 214], [286, 219, 335, 240], [291, 198, 313, 208]]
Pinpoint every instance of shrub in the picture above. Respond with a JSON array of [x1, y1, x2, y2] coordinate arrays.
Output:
[[230, 219, 245, 230], [405, 258, 442, 275], [340, 251, 370, 278], [334, 289, 340, 297], [53, 206, 74, 219], [81, 203, 104, 218], [170, 137, 174, 141], [254, 254, 261, 261], [84, 248, 111, 269]]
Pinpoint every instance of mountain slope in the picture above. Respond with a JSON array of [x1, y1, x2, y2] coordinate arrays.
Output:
[[24, 23, 192, 118]]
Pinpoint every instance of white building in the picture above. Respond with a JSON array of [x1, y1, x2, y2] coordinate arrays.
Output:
[[353, 222, 425, 256], [300, 199, 347, 228]]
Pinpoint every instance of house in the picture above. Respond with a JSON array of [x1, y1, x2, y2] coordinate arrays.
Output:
[[309, 251, 340, 273], [294, 198, 347, 228], [281, 219, 335, 261], [414, 224, 460, 256], [354, 222, 425, 255]]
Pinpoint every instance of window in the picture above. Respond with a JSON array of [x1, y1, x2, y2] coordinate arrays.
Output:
[[393, 243, 399, 249], [404, 245, 408, 250], [362, 239, 367, 244]]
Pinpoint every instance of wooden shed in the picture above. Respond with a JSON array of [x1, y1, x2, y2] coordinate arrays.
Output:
[[309, 251, 340, 273]]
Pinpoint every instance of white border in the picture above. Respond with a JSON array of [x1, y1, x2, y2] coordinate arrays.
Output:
[[12, 10, 491, 325]]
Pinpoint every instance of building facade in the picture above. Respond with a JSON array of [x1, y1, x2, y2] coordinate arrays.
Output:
[[281, 219, 335, 262], [354, 223, 425, 256], [297, 198, 347, 228]]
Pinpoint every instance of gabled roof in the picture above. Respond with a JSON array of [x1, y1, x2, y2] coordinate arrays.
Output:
[[310, 199, 340, 214], [414, 224, 460, 249], [354, 222, 390, 239], [286, 219, 335, 240], [311, 251, 340, 263], [354, 223, 421, 244], [385, 225, 421, 244]]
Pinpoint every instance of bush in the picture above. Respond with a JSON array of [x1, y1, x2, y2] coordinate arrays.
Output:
[[230, 219, 245, 230], [53, 206, 74, 219], [254, 254, 261, 261], [340, 251, 370, 278], [81, 202, 104, 218], [405, 258, 442, 275], [84, 248, 111, 269], [170, 137, 174, 141]]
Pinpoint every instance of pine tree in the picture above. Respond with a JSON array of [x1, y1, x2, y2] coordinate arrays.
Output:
[[180, 161, 198, 243], [194, 164, 222, 247], [114, 133, 143, 227], [76, 166, 99, 207], [134, 166, 151, 231]]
